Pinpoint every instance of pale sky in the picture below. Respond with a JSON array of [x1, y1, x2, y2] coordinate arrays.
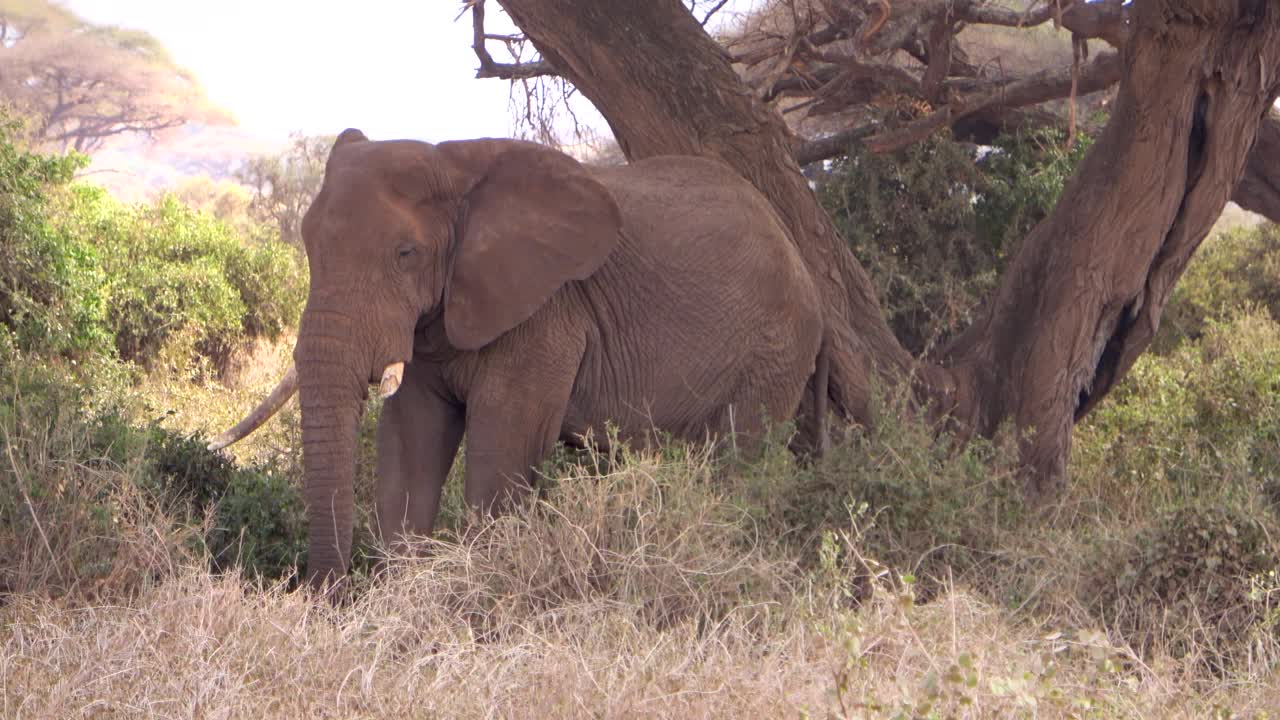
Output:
[[63, 0, 606, 144]]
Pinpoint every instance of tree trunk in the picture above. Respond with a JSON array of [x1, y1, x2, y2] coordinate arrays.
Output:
[[496, 0, 1280, 499], [943, 2, 1280, 498]]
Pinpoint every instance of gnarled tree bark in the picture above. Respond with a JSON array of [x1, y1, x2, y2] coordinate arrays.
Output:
[[490, 0, 1280, 501], [943, 2, 1280, 498]]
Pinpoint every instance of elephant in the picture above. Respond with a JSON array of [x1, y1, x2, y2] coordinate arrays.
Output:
[[210, 128, 830, 590]]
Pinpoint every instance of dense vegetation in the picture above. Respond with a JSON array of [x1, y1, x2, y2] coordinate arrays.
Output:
[[3, 118, 1280, 716]]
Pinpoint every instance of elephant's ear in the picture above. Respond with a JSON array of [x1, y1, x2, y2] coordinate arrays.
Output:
[[439, 140, 622, 351]]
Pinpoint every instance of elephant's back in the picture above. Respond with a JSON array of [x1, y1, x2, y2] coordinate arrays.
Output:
[[596, 156, 791, 249], [593, 156, 811, 294]]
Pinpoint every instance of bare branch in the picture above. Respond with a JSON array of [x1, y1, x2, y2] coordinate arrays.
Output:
[[793, 122, 878, 164], [957, 0, 1061, 28], [698, 0, 733, 27], [469, 0, 557, 80], [864, 51, 1119, 154]]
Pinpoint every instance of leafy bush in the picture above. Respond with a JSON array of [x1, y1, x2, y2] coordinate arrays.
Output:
[[818, 131, 991, 354], [1157, 222, 1280, 352], [0, 359, 310, 594], [1073, 310, 1280, 515], [62, 189, 306, 371], [0, 116, 108, 358], [0, 119, 305, 374], [816, 126, 1091, 354], [975, 126, 1093, 251]]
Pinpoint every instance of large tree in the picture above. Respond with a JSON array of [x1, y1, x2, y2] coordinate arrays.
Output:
[[0, 1, 224, 153], [467, 0, 1280, 500]]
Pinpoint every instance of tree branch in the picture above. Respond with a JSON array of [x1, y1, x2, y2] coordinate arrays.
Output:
[[1232, 112, 1280, 222], [792, 50, 1122, 163], [470, 0, 557, 80], [793, 122, 878, 165]]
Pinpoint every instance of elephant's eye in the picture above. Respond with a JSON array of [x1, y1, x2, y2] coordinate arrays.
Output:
[[394, 241, 422, 272]]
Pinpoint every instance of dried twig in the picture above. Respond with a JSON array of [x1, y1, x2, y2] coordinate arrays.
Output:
[[468, 0, 557, 80]]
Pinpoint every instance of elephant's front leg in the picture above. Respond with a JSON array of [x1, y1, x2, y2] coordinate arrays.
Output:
[[461, 339, 583, 516], [375, 363, 464, 555]]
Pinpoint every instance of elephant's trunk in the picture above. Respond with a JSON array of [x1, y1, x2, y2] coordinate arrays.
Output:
[[293, 308, 371, 590]]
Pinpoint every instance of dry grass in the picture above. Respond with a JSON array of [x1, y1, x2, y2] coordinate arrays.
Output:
[[5, 444, 1280, 719], [7, 307, 1280, 717]]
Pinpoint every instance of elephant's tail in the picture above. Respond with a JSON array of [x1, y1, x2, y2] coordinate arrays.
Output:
[[811, 333, 831, 458]]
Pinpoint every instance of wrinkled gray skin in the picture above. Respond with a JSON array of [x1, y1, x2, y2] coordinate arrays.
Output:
[[218, 129, 827, 591]]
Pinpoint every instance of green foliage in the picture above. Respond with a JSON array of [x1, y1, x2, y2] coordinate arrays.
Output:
[[0, 359, 309, 588], [816, 126, 1091, 354], [0, 122, 306, 372], [818, 130, 990, 354], [975, 126, 1093, 250], [85, 192, 251, 367], [1073, 310, 1280, 513], [0, 121, 310, 588], [0, 115, 107, 357], [1157, 223, 1280, 352], [1072, 308, 1280, 671], [71, 190, 306, 369]]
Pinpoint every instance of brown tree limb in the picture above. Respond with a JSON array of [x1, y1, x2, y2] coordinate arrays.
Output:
[[470, 0, 557, 80], [956, 0, 1062, 27], [793, 122, 878, 164], [1232, 112, 1280, 222], [919, 16, 953, 103], [832, 50, 1122, 157]]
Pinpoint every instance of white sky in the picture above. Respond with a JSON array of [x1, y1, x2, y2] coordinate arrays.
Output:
[[62, 0, 606, 144], [51, 2, 1280, 148]]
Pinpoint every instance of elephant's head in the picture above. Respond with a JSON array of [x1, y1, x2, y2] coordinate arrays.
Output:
[[210, 129, 623, 590]]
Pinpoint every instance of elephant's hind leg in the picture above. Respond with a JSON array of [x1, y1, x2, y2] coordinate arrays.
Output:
[[375, 363, 464, 558]]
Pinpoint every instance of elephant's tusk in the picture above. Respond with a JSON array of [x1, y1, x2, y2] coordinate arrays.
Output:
[[207, 364, 299, 451], [379, 362, 405, 399]]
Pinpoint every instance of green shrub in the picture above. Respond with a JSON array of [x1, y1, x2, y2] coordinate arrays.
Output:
[[1073, 310, 1280, 515], [66, 190, 306, 371], [974, 126, 1093, 252], [1, 359, 310, 593], [1092, 503, 1279, 672], [207, 468, 307, 581], [1157, 222, 1280, 352], [0, 119, 306, 373], [0, 117, 109, 358], [818, 131, 991, 354], [222, 235, 307, 339], [816, 126, 1091, 355]]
